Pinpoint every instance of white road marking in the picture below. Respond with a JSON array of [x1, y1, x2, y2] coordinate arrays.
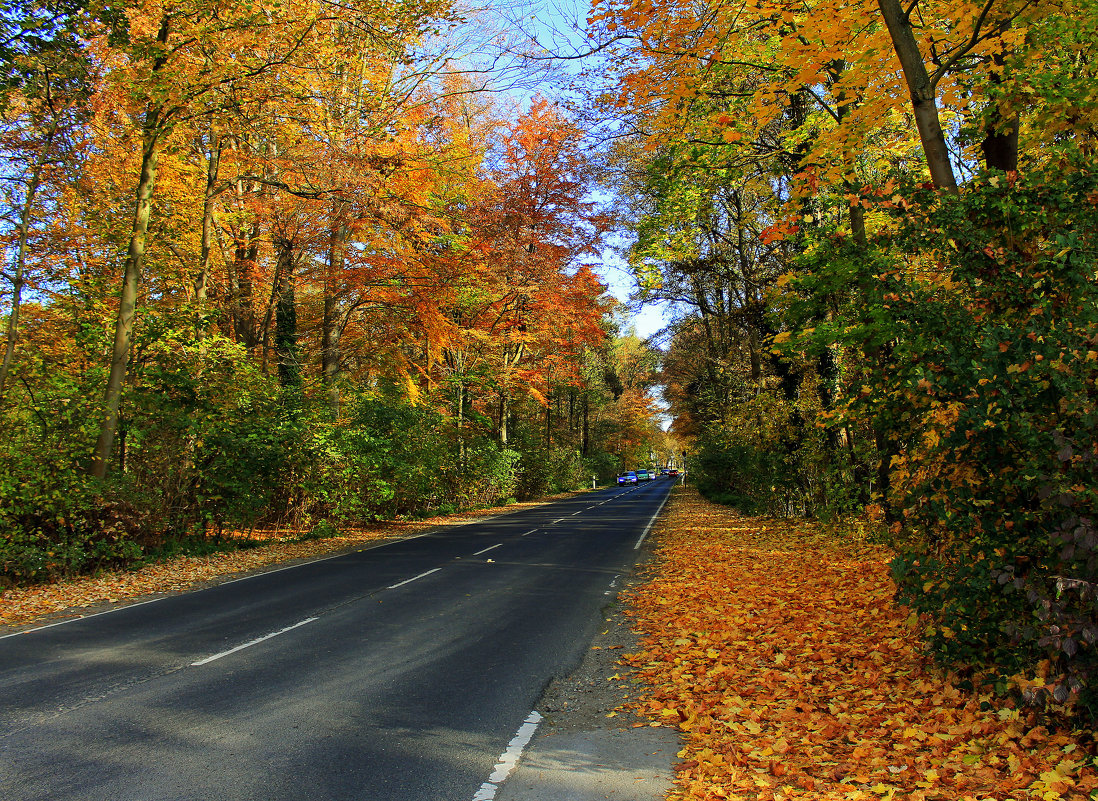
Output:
[[474, 543, 502, 556], [551, 518, 564, 524], [521, 529, 537, 537], [0, 596, 171, 640], [3, 530, 444, 638], [634, 491, 672, 550], [387, 568, 442, 590], [191, 616, 318, 666], [472, 711, 543, 801]]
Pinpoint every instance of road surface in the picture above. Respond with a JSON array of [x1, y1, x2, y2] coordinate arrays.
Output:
[[0, 480, 673, 801]]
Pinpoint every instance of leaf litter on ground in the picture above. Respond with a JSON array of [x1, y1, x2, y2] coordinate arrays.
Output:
[[620, 487, 1098, 801]]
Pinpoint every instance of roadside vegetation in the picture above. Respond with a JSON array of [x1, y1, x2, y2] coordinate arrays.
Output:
[[594, 0, 1098, 729]]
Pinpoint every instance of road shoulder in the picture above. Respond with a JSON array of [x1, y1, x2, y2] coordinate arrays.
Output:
[[496, 553, 680, 801]]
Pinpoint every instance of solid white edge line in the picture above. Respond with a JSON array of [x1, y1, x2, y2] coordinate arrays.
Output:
[[0, 595, 171, 640], [3, 531, 441, 639], [471, 711, 543, 801], [634, 490, 672, 551], [386, 567, 442, 590], [473, 543, 502, 556], [191, 616, 319, 666]]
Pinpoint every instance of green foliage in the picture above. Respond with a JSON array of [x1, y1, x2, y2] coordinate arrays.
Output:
[[694, 420, 822, 518], [514, 443, 584, 500], [788, 166, 1098, 720], [301, 519, 340, 541], [0, 359, 140, 584], [584, 449, 622, 485], [120, 327, 289, 534]]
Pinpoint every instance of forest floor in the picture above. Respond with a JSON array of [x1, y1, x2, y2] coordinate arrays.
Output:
[[621, 487, 1098, 800]]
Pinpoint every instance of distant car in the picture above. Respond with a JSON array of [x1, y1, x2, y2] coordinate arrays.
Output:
[[659, 468, 671, 476], [636, 469, 651, 482], [616, 471, 638, 485], [668, 469, 679, 477]]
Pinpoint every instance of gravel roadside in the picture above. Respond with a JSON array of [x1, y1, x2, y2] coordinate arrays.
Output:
[[495, 550, 680, 801]]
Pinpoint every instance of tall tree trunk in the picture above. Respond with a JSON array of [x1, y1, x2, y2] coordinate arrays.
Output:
[[90, 12, 172, 478], [455, 377, 467, 466], [321, 293, 341, 412], [582, 393, 589, 456], [90, 110, 163, 478], [274, 238, 300, 388], [195, 129, 221, 316], [230, 229, 261, 350], [322, 204, 348, 417], [876, 0, 959, 192], [498, 390, 510, 445], [0, 118, 55, 401]]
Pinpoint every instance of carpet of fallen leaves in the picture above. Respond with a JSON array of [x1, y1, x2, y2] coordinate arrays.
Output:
[[0, 497, 569, 630], [623, 487, 1098, 801]]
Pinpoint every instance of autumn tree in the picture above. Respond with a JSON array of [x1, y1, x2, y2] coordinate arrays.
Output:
[[583, 0, 1098, 717], [87, 0, 455, 476]]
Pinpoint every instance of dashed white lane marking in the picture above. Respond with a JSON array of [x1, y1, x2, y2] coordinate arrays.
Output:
[[521, 529, 537, 537], [472, 711, 543, 801], [386, 568, 442, 590], [551, 518, 564, 524], [474, 543, 502, 556], [634, 491, 672, 550], [571, 510, 583, 516], [191, 616, 318, 666]]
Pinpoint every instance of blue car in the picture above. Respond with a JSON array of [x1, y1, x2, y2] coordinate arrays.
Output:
[[616, 471, 638, 485]]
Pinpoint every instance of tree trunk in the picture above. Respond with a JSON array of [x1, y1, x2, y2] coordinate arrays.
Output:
[[321, 293, 341, 412], [582, 393, 590, 456], [455, 378, 467, 466], [499, 390, 510, 445], [91, 12, 172, 478], [874, 424, 896, 522], [230, 229, 261, 350], [195, 129, 221, 315], [876, 0, 959, 192], [90, 111, 162, 478], [981, 27, 1019, 172], [274, 238, 300, 388], [322, 206, 348, 417], [849, 203, 867, 246]]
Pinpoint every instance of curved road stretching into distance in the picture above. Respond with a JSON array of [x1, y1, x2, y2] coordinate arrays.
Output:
[[0, 479, 674, 801]]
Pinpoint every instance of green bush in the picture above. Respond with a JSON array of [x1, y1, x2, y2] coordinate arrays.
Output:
[[792, 167, 1098, 721]]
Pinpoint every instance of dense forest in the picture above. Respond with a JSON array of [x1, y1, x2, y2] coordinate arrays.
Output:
[[3, 0, 1098, 720]]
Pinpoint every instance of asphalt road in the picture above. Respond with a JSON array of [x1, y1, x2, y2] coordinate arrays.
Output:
[[0, 479, 673, 801]]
